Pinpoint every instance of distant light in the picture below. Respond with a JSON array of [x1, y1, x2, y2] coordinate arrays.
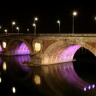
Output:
[[0, 26, 1, 29], [34, 17, 38, 21], [84, 87, 87, 91], [33, 23, 36, 27], [88, 85, 91, 90], [16, 26, 19, 30], [92, 84, 95, 89], [4, 29, 8, 33], [57, 20, 60, 24], [27, 29, 29, 31], [95, 16, 96, 20], [73, 11, 77, 16], [12, 21, 16, 25]]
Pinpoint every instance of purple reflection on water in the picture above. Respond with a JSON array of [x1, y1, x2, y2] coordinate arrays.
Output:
[[14, 55, 30, 72], [0, 57, 2, 65], [61, 62, 89, 90]]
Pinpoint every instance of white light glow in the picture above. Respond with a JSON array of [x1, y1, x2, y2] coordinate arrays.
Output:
[[73, 11, 77, 16], [57, 20, 60, 24], [12, 87, 16, 93], [84, 87, 87, 91], [34, 17, 38, 21], [92, 84, 95, 88], [34, 75, 41, 85], [33, 23, 36, 27], [12, 21, 16, 25], [34, 42, 41, 52], [2, 61, 7, 71], [88, 85, 91, 90], [2, 41, 6, 48]]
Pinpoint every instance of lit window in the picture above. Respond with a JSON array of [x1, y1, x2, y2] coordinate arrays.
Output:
[[34, 42, 41, 52], [2, 42, 6, 48]]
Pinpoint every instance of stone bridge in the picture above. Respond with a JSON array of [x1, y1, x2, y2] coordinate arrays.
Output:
[[0, 33, 96, 64]]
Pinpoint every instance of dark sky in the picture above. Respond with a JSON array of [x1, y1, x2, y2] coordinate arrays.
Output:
[[0, 1, 96, 34]]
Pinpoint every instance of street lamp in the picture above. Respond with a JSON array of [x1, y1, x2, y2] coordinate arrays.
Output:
[[27, 29, 30, 33], [33, 23, 36, 34], [16, 27, 19, 34], [57, 20, 60, 33], [72, 11, 77, 34], [33, 17, 38, 34], [4, 29, 8, 35], [12, 21, 16, 33]]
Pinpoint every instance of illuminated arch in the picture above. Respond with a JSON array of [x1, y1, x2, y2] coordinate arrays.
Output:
[[42, 40, 96, 64], [6, 39, 32, 55]]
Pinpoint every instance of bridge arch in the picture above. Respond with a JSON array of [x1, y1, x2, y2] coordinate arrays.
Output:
[[6, 39, 32, 55], [42, 39, 96, 64]]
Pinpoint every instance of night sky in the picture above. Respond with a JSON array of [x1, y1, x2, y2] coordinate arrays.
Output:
[[0, 1, 96, 34]]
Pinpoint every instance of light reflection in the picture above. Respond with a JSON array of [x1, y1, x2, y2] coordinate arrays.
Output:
[[0, 57, 2, 65], [92, 84, 95, 88], [88, 85, 91, 90], [84, 87, 87, 91], [42, 61, 90, 91], [34, 74, 41, 85], [12, 87, 16, 93], [2, 61, 7, 71], [83, 84, 96, 92], [14, 55, 30, 72]]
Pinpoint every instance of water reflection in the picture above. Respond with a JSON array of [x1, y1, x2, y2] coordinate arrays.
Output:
[[0, 55, 96, 96]]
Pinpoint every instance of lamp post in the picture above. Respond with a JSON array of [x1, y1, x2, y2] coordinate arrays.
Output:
[[57, 20, 60, 33], [12, 21, 16, 33], [16, 27, 19, 34], [72, 11, 77, 34], [33, 17, 38, 34]]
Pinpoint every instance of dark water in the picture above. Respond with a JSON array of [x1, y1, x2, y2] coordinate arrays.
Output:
[[0, 55, 96, 96]]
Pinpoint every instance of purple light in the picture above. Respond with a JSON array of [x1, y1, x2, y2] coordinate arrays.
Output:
[[15, 55, 30, 72], [6, 42, 30, 55], [88, 85, 91, 90], [92, 84, 95, 89], [84, 87, 87, 91], [0, 45, 2, 52], [61, 62, 89, 90], [0, 57, 2, 65], [43, 44, 81, 64]]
